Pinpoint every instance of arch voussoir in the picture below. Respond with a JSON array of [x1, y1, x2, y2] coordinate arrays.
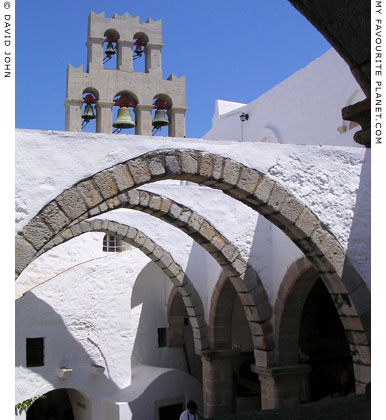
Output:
[[21, 218, 209, 355], [16, 149, 368, 368], [275, 257, 371, 393], [18, 149, 352, 288]]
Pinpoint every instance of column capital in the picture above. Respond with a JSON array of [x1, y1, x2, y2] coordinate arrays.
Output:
[[117, 39, 135, 46], [252, 364, 311, 378], [168, 107, 187, 114], [135, 104, 154, 111], [64, 99, 83, 107], [86, 37, 105, 46], [96, 101, 115, 108], [146, 42, 163, 50]]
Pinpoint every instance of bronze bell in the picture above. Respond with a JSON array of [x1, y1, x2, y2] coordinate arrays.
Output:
[[134, 44, 143, 57], [105, 41, 116, 58], [81, 104, 96, 122], [113, 107, 136, 129], [152, 109, 169, 128]]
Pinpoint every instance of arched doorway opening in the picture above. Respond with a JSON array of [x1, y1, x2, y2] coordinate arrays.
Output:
[[299, 278, 355, 401], [205, 277, 261, 417], [27, 388, 90, 420], [167, 288, 202, 382]]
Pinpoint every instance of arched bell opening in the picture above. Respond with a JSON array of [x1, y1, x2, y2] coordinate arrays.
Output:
[[81, 88, 99, 132], [26, 388, 91, 420], [103, 29, 120, 69], [152, 94, 172, 137], [112, 91, 138, 134], [298, 278, 355, 402], [133, 32, 149, 73]]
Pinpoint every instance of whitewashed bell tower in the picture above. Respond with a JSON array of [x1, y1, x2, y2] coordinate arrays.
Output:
[[64, 11, 186, 136]]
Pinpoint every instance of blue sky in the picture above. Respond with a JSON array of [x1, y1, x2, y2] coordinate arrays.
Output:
[[16, 0, 331, 138]]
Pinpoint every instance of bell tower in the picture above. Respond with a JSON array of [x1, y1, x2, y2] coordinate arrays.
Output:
[[64, 11, 186, 137]]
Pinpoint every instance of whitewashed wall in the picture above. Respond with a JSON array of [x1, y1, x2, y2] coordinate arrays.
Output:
[[203, 49, 365, 147]]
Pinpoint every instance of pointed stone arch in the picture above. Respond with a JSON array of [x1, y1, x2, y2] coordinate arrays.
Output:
[[21, 189, 274, 365], [274, 257, 370, 393], [19, 218, 208, 355], [15, 149, 370, 369]]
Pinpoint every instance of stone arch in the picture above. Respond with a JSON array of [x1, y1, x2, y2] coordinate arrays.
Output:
[[209, 272, 237, 350], [153, 93, 173, 107], [113, 90, 139, 105], [82, 87, 99, 101], [167, 287, 187, 347], [274, 257, 316, 366], [104, 28, 120, 42], [209, 271, 271, 362], [133, 31, 149, 45], [20, 218, 208, 354], [274, 257, 370, 393], [25, 387, 91, 420], [23, 189, 274, 366], [15, 149, 370, 365]]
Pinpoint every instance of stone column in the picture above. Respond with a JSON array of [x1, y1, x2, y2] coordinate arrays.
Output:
[[167, 107, 186, 138], [252, 365, 311, 410], [201, 349, 239, 418], [145, 43, 163, 76], [64, 99, 83, 132], [134, 105, 153, 136], [117, 40, 134, 72], [96, 101, 114, 134], [86, 37, 104, 73]]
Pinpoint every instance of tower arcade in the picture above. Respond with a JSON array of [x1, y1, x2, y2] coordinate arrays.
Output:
[[64, 11, 186, 136]]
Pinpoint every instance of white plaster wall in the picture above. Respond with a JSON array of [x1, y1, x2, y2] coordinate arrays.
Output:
[[203, 49, 365, 147], [15, 127, 370, 292], [131, 261, 187, 371], [15, 129, 368, 254], [15, 241, 203, 420], [15, 249, 149, 405], [91, 209, 223, 321]]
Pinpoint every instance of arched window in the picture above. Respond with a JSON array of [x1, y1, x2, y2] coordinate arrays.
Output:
[[103, 29, 120, 69], [102, 234, 129, 252]]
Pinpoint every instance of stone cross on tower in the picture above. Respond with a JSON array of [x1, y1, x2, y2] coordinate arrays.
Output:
[[64, 11, 186, 137]]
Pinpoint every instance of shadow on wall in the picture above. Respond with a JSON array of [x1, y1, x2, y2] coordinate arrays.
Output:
[[131, 261, 191, 373], [343, 148, 371, 292], [339, 147, 371, 388], [128, 367, 203, 420], [15, 293, 122, 403]]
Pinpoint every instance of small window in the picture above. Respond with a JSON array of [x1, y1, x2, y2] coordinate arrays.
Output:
[[26, 337, 44, 367], [103, 234, 127, 252], [158, 328, 167, 347]]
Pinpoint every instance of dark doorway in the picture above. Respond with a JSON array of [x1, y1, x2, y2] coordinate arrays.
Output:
[[159, 403, 184, 420], [27, 389, 74, 420], [299, 278, 355, 401]]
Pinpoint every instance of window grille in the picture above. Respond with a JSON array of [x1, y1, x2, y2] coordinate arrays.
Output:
[[102, 234, 128, 252], [26, 337, 44, 367]]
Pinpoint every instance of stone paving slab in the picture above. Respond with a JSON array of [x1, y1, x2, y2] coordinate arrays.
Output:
[[207, 395, 370, 420]]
